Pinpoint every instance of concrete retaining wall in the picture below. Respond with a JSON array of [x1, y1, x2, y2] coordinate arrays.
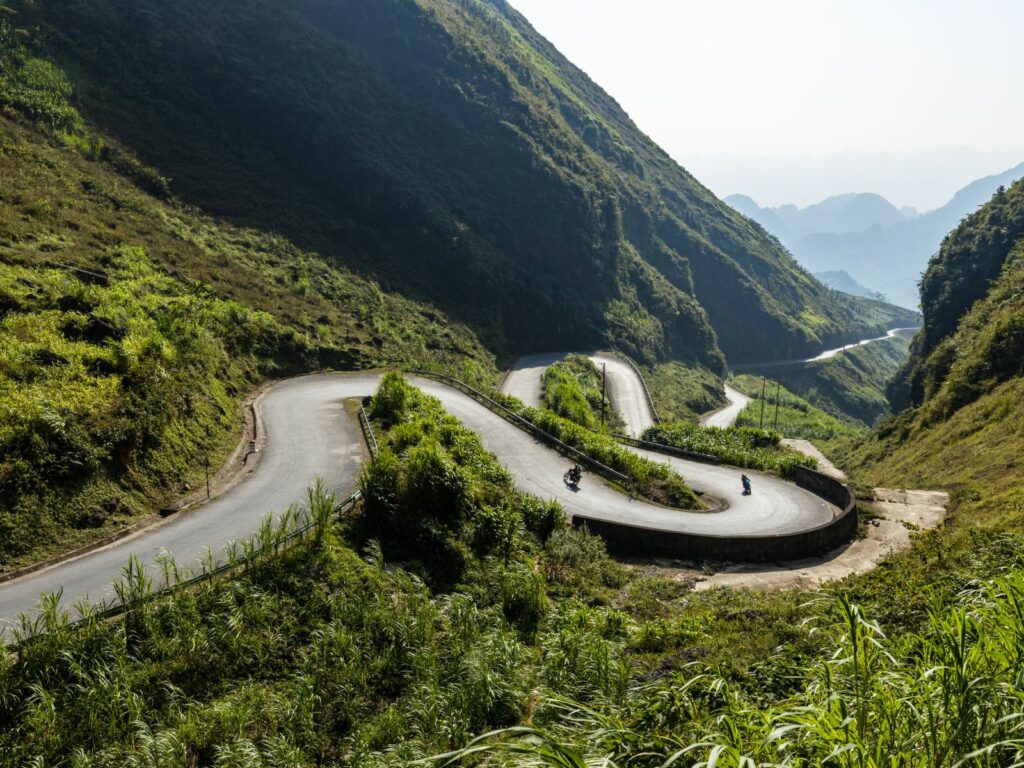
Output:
[[573, 466, 857, 564]]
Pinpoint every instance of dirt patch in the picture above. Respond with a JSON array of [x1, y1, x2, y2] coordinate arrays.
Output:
[[781, 439, 847, 480], [688, 487, 948, 592]]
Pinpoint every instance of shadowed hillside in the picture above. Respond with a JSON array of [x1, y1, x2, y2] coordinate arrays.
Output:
[[13, 0, 913, 365]]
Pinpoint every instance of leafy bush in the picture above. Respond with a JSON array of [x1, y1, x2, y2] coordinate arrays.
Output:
[[541, 354, 624, 433], [643, 422, 816, 478]]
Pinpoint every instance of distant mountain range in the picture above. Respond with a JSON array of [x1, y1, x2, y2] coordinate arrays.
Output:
[[812, 270, 885, 301], [726, 161, 1024, 309]]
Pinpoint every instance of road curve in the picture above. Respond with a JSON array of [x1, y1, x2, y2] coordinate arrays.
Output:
[[0, 372, 834, 635], [732, 327, 919, 372], [700, 383, 752, 429], [501, 352, 656, 436]]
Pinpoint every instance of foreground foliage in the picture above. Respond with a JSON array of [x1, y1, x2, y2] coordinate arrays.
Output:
[[440, 572, 1024, 767]]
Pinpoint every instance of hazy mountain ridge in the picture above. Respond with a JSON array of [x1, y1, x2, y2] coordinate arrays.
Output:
[[726, 161, 1024, 308], [9, 0, 915, 365], [812, 270, 884, 300]]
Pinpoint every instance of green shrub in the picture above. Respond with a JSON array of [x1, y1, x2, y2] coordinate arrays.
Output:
[[406, 441, 470, 526], [643, 421, 817, 478], [370, 370, 414, 426], [499, 564, 548, 640]]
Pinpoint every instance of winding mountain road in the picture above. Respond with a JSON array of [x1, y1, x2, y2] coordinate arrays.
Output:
[[0, 370, 836, 636], [700, 383, 752, 429], [501, 351, 656, 436], [703, 326, 920, 427]]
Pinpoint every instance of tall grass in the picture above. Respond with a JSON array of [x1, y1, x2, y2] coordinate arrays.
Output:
[[434, 574, 1024, 766]]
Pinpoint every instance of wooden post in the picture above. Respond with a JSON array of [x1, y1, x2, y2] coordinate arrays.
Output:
[[758, 376, 767, 429], [204, 457, 211, 498], [773, 380, 781, 431], [601, 362, 607, 427]]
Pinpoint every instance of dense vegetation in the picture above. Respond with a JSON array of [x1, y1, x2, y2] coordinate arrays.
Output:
[[445, 574, 1024, 766], [738, 332, 911, 427], [731, 374, 862, 440], [642, 422, 816, 477], [10, 0, 915, 366], [645, 362, 726, 423], [0, 85, 496, 566], [540, 354, 625, 433], [889, 179, 1024, 412]]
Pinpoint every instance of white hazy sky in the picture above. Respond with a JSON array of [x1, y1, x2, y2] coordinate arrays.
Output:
[[506, 0, 1024, 209]]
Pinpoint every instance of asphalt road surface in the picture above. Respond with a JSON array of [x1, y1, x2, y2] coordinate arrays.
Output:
[[500, 351, 655, 436], [0, 372, 835, 636], [700, 383, 753, 429]]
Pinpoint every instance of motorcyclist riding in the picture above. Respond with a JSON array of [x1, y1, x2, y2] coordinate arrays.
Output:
[[564, 463, 583, 487], [741, 474, 752, 495]]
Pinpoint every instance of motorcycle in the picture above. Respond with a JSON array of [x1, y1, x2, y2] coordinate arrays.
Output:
[[564, 464, 583, 487]]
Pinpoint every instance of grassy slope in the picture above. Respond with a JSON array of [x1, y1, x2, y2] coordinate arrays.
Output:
[[731, 374, 862, 440], [13, 0, 917, 366], [739, 333, 910, 427], [839, 181, 1024, 533], [646, 361, 726, 423], [0, 109, 498, 567], [540, 354, 625, 434]]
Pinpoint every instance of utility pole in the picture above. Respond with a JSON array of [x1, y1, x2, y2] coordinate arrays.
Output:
[[204, 457, 211, 499], [773, 380, 781, 432], [758, 376, 767, 429], [601, 362, 607, 428]]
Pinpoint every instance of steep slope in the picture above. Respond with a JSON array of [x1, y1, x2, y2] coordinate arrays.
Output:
[[12, 0, 909, 365], [888, 179, 1024, 411], [0, 98, 495, 567], [841, 178, 1024, 530]]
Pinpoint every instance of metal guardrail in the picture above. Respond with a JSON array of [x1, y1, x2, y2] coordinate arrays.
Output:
[[9, 491, 363, 647], [411, 370, 631, 486], [358, 402, 379, 458], [612, 434, 722, 465]]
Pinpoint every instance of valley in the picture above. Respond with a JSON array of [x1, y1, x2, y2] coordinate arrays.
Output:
[[0, 0, 1022, 765]]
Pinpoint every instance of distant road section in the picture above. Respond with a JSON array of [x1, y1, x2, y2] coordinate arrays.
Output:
[[501, 351, 656, 436], [731, 327, 919, 372], [700, 383, 752, 429]]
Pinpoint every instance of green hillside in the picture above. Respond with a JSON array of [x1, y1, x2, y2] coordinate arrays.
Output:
[[9, 0, 912, 366], [0, 106, 497, 567], [745, 332, 911, 427], [842, 177, 1024, 525], [889, 180, 1024, 410]]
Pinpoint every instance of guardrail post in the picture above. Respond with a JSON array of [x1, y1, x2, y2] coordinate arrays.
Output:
[[358, 399, 379, 458]]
